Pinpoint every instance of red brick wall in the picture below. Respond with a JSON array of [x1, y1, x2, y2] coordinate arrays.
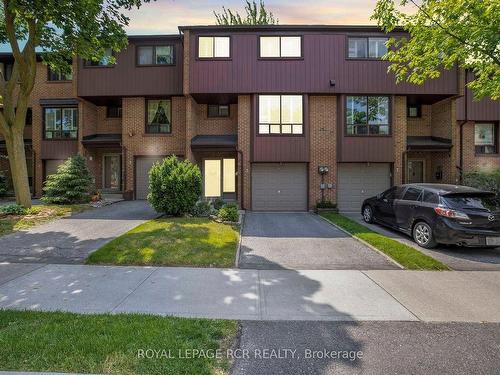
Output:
[[407, 105, 432, 137], [462, 121, 500, 173], [393, 96, 407, 185], [237, 95, 251, 210]]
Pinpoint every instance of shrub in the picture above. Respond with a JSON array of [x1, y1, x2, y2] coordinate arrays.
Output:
[[212, 197, 225, 210], [191, 200, 215, 217], [42, 155, 93, 204], [316, 200, 337, 209], [463, 169, 500, 204], [218, 203, 239, 222], [0, 204, 26, 216], [148, 156, 202, 216], [0, 174, 7, 197]]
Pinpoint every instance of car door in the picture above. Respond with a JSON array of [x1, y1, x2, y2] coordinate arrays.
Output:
[[395, 187, 423, 230], [376, 187, 398, 226]]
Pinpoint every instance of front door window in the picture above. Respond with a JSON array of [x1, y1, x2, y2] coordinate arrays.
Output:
[[103, 155, 121, 191], [204, 158, 236, 199], [408, 160, 424, 183]]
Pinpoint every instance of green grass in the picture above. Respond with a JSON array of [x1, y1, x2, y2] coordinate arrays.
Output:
[[0, 204, 90, 237], [320, 212, 450, 270], [87, 217, 239, 268], [0, 310, 238, 375]]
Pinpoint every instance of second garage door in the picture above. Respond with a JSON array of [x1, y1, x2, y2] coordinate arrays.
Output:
[[135, 156, 165, 200], [252, 163, 307, 211], [337, 163, 391, 212]]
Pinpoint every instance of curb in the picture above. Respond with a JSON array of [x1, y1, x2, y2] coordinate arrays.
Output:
[[234, 211, 245, 268], [317, 214, 405, 270]]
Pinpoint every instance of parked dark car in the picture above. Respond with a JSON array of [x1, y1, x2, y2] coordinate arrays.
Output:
[[361, 184, 500, 248]]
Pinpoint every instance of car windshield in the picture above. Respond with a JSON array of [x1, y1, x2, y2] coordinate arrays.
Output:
[[443, 194, 499, 211]]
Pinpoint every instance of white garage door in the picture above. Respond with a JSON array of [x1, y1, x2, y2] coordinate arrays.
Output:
[[252, 163, 307, 211], [337, 163, 391, 212], [135, 156, 164, 200]]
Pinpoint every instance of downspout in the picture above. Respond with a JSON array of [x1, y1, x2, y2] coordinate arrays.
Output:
[[237, 149, 244, 210], [458, 80, 468, 184]]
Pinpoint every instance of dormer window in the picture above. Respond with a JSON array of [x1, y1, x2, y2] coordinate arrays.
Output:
[[198, 36, 230, 59], [259, 36, 302, 58]]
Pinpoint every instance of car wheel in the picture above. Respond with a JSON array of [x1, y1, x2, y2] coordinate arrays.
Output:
[[413, 221, 437, 249], [362, 205, 374, 223]]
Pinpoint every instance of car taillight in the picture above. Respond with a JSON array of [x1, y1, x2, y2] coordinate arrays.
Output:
[[434, 207, 470, 220]]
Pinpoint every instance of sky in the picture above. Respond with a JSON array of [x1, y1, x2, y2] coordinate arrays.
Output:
[[124, 0, 387, 34]]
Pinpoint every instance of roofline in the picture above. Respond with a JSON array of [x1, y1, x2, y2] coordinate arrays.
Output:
[[127, 34, 181, 40], [178, 24, 406, 33]]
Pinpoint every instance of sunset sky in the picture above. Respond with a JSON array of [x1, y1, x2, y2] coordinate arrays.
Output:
[[124, 0, 406, 34]]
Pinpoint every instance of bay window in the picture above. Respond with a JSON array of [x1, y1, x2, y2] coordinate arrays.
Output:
[[198, 36, 230, 58], [44, 107, 78, 139], [346, 96, 390, 135], [259, 36, 302, 58], [258, 95, 303, 135], [146, 99, 171, 134], [475, 123, 498, 154]]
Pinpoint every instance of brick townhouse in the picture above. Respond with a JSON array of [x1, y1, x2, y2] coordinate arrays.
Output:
[[0, 25, 499, 212]]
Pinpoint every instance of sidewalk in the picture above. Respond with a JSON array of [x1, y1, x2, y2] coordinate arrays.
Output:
[[1, 263, 499, 322]]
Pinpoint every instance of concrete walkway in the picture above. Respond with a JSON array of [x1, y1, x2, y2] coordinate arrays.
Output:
[[1, 263, 499, 322], [344, 213, 500, 271], [0, 201, 158, 264]]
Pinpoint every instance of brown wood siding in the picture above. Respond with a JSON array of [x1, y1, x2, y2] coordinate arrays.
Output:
[[252, 95, 310, 162], [456, 73, 500, 121], [77, 38, 183, 98], [188, 32, 458, 96], [40, 140, 78, 159]]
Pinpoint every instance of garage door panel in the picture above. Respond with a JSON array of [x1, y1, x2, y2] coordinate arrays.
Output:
[[338, 163, 390, 212], [135, 156, 164, 200], [252, 163, 307, 211]]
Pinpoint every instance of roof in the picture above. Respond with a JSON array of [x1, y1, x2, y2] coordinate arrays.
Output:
[[191, 134, 237, 149], [82, 134, 121, 148], [407, 136, 452, 151], [178, 24, 405, 33], [401, 183, 492, 196]]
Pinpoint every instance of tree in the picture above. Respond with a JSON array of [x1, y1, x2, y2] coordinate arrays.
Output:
[[42, 154, 93, 204], [214, 0, 278, 25], [0, 0, 151, 208], [148, 156, 202, 216], [372, 0, 500, 100]]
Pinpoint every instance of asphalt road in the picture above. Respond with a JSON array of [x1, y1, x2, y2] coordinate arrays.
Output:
[[232, 321, 500, 375]]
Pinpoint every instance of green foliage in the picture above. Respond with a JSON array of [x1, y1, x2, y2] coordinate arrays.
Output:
[[212, 197, 225, 210], [316, 200, 337, 209], [0, 203, 26, 216], [148, 156, 202, 216], [218, 203, 239, 222], [372, 0, 500, 100], [191, 200, 216, 217], [214, 0, 278, 25], [463, 169, 500, 204], [42, 155, 93, 204], [0, 174, 7, 196]]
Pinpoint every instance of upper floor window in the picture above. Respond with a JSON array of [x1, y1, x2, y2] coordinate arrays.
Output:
[[208, 104, 230, 118], [146, 99, 171, 134], [475, 123, 498, 154], [0, 62, 13, 81], [137, 45, 174, 65], [84, 48, 114, 67], [346, 96, 390, 135], [259, 36, 301, 58], [106, 106, 122, 118], [348, 37, 388, 59], [44, 107, 78, 139], [48, 66, 73, 81], [258, 95, 303, 135], [198, 36, 230, 58]]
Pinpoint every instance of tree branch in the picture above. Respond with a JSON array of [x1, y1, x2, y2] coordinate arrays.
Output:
[[4, 0, 26, 68]]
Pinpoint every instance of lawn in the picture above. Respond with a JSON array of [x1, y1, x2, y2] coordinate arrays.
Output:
[[0, 204, 90, 236], [87, 217, 239, 268], [0, 310, 238, 375], [320, 212, 449, 270]]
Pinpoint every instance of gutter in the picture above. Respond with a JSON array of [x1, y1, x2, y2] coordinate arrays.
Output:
[[458, 77, 469, 184]]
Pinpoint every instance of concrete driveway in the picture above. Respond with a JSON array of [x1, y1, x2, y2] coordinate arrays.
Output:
[[0, 200, 158, 264], [344, 213, 500, 271], [238, 212, 398, 270]]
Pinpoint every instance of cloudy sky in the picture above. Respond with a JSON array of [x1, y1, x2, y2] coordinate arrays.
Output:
[[124, 0, 394, 34]]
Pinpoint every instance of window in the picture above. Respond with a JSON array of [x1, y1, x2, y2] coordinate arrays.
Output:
[[0, 62, 13, 81], [346, 96, 389, 135], [107, 106, 122, 118], [348, 37, 388, 59], [423, 190, 439, 204], [26, 108, 32, 125], [203, 158, 236, 198], [84, 48, 114, 67], [44, 107, 78, 139], [207, 105, 230, 118], [259, 36, 301, 58], [258, 95, 303, 135], [48, 66, 73, 81], [407, 104, 421, 118], [137, 45, 174, 65], [475, 123, 498, 154], [198, 36, 230, 58], [402, 187, 423, 201], [146, 99, 171, 134]]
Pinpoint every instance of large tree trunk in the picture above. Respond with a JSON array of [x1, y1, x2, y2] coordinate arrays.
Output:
[[4, 127, 31, 208]]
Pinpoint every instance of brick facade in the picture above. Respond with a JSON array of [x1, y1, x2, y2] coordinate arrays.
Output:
[[237, 95, 252, 210], [462, 121, 500, 173], [393, 96, 407, 185]]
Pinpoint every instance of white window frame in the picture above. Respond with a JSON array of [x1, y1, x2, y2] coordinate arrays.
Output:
[[258, 95, 304, 135], [259, 36, 302, 58], [198, 36, 230, 58]]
